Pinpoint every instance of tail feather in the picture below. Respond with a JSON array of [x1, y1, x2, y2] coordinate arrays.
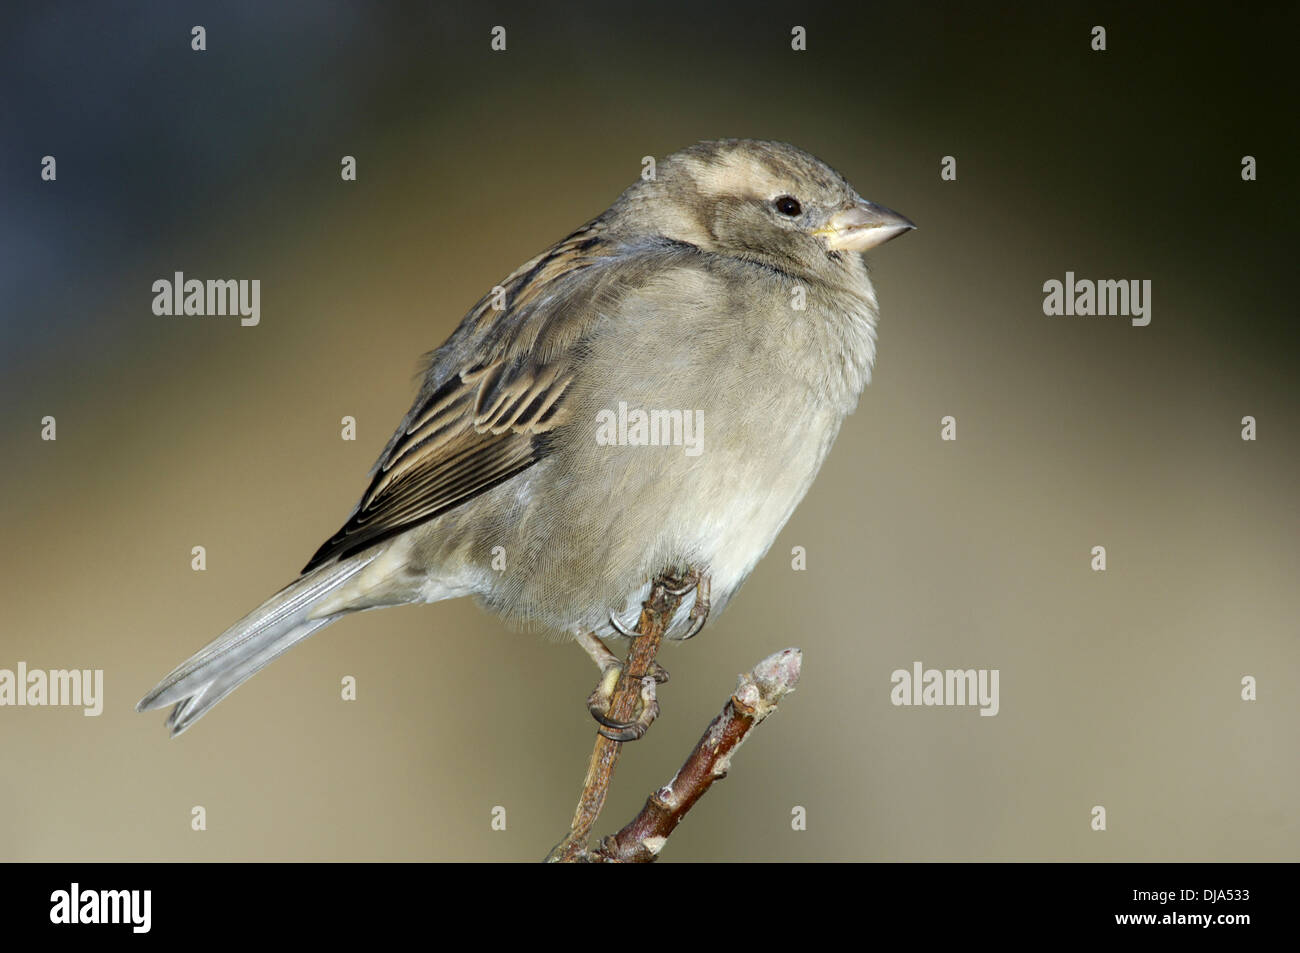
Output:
[[162, 616, 337, 735], [137, 553, 378, 736]]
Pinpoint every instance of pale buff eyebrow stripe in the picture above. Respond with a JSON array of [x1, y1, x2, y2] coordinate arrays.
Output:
[[689, 156, 785, 200]]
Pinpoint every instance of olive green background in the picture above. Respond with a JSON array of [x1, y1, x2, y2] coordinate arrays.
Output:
[[1, 1, 1295, 861]]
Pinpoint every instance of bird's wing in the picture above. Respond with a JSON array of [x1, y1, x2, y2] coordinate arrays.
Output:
[[302, 220, 636, 572]]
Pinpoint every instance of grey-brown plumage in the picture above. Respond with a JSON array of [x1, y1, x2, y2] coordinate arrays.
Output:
[[138, 139, 914, 735]]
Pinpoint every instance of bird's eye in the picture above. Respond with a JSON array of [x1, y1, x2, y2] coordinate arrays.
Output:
[[775, 196, 802, 216]]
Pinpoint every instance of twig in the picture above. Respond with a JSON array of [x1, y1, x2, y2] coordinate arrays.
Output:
[[545, 576, 684, 862], [589, 647, 802, 862]]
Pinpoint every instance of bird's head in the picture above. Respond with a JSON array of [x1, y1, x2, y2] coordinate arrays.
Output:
[[615, 139, 914, 279]]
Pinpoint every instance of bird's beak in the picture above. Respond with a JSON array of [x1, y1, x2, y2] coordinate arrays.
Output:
[[818, 200, 916, 251]]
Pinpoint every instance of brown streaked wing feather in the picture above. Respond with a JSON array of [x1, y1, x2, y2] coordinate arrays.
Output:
[[299, 224, 606, 573], [301, 360, 574, 572]]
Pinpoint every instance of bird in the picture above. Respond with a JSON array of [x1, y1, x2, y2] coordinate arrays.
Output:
[[137, 138, 914, 738]]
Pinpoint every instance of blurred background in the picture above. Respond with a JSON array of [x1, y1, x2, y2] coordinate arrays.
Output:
[[1, 1, 1296, 861]]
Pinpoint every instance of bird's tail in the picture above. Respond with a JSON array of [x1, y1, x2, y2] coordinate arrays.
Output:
[[136, 552, 379, 736]]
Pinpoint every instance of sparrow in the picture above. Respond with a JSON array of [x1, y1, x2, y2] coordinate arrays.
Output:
[[137, 139, 914, 738]]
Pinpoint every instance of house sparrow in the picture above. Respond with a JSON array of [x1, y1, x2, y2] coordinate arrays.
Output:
[[138, 139, 913, 737]]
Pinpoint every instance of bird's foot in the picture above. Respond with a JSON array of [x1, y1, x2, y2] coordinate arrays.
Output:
[[584, 656, 670, 742], [587, 674, 659, 742], [575, 629, 670, 741], [663, 571, 711, 640]]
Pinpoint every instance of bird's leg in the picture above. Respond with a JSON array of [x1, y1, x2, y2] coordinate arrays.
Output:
[[660, 570, 712, 640], [681, 573, 711, 640], [594, 676, 659, 742], [549, 573, 691, 860], [575, 630, 669, 741], [573, 571, 710, 740]]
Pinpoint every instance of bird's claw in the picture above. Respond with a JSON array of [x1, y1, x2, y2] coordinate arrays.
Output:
[[586, 659, 669, 742], [588, 675, 660, 742], [679, 573, 711, 640]]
